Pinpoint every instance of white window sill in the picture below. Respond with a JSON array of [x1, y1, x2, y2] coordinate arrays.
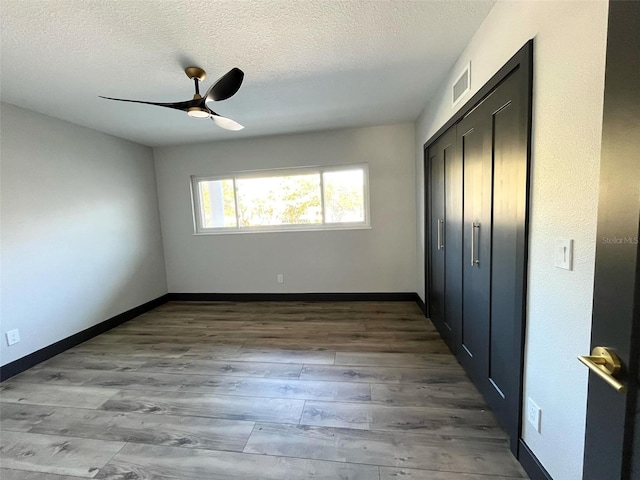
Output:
[[193, 224, 372, 236]]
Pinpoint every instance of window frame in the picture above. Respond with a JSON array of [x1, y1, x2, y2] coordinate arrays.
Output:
[[190, 163, 371, 235]]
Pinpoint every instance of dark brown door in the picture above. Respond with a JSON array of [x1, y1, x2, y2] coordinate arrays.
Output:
[[582, 2, 640, 478], [424, 41, 532, 456], [485, 66, 529, 453], [443, 129, 463, 354], [427, 129, 458, 350], [458, 101, 492, 383], [458, 62, 530, 454], [428, 137, 446, 334]]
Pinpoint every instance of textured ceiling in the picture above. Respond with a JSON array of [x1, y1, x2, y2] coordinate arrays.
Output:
[[1, 0, 495, 147]]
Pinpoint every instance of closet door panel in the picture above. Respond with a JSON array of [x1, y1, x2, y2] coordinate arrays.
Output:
[[489, 90, 520, 399], [459, 111, 492, 381], [487, 68, 528, 436], [427, 128, 458, 352], [428, 145, 446, 331], [444, 136, 462, 352]]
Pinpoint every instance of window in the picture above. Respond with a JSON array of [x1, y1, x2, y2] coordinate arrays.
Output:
[[191, 164, 369, 234]]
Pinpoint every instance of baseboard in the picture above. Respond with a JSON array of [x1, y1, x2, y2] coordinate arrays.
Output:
[[0, 294, 171, 382], [519, 440, 553, 480], [168, 292, 419, 302], [414, 294, 427, 316]]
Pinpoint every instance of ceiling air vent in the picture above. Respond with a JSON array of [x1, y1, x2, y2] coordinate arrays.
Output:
[[452, 62, 471, 107]]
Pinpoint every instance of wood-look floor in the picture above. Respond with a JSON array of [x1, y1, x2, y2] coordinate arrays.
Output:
[[0, 301, 528, 479]]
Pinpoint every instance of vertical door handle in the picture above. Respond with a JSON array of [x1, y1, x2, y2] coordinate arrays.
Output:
[[471, 223, 480, 266], [437, 219, 444, 250]]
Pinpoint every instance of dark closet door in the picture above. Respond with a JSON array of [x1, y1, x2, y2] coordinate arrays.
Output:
[[443, 129, 462, 353], [485, 66, 529, 450], [428, 129, 458, 351], [457, 65, 529, 452], [427, 136, 446, 336], [458, 103, 492, 383], [425, 41, 532, 457]]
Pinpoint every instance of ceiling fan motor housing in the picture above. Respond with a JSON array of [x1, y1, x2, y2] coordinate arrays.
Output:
[[186, 92, 210, 118], [99, 66, 244, 129]]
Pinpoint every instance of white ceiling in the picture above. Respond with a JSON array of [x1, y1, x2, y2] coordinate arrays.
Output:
[[1, 0, 494, 147]]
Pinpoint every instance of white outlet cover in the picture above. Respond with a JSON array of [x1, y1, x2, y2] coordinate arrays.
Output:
[[527, 397, 541, 433], [554, 238, 573, 270], [6, 329, 20, 346]]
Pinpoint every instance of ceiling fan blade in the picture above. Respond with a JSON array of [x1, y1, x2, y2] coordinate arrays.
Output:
[[204, 68, 244, 103], [211, 115, 244, 131], [99, 96, 199, 112]]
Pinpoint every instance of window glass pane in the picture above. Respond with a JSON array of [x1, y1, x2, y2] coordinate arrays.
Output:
[[198, 179, 237, 228], [235, 173, 322, 227], [192, 165, 369, 233], [323, 169, 365, 223]]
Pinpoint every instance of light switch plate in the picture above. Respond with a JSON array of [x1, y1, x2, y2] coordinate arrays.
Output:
[[555, 238, 573, 270]]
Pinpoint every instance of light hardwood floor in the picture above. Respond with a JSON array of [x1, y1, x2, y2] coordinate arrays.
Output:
[[0, 301, 528, 479]]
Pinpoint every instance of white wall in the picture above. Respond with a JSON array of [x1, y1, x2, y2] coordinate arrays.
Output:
[[0, 103, 168, 366], [154, 124, 417, 293], [415, 2, 608, 479]]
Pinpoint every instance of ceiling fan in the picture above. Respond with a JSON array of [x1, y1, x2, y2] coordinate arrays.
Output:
[[100, 67, 245, 130]]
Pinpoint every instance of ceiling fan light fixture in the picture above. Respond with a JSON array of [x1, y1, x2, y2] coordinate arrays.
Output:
[[187, 106, 210, 119], [100, 66, 244, 130]]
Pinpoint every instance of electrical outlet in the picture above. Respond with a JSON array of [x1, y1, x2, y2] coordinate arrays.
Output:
[[5, 329, 20, 346], [277, 274, 284, 284], [527, 397, 541, 433]]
